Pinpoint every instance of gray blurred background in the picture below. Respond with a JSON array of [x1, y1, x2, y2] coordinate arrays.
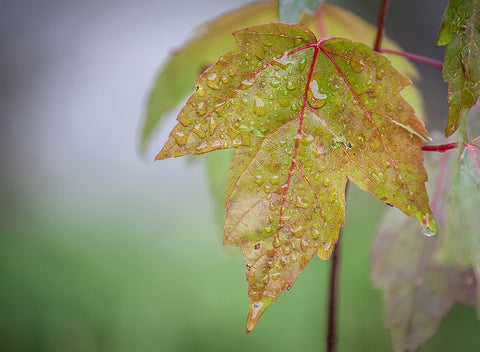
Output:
[[2, 0, 479, 351]]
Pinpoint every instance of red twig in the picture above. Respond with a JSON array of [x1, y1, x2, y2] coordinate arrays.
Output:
[[381, 48, 443, 70], [315, 5, 328, 38], [422, 142, 458, 153], [374, 0, 390, 51]]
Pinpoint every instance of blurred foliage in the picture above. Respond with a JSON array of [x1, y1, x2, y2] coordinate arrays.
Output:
[[1, 186, 480, 351]]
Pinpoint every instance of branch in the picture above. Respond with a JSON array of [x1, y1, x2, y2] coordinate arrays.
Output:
[[327, 234, 341, 352], [374, 0, 390, 51], [381, 48, 443, 70]]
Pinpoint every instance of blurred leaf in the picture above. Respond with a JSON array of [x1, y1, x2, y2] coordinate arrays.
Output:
[[156, 22, 434, 331], [436, 138, 480, 266], [437, 0, 480, 136], [278, 0, 323, 23], [203, 149, 233, 233], [372, 145, 480, 351], [140, 1, 279, 150], [371, 209, 477, 352]]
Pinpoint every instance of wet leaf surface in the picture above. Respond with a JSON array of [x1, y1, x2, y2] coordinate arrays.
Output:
[[156, 23, 434, 331]]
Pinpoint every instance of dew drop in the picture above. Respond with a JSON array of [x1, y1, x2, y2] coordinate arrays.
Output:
[[193, 123, 206, 138], [385, 102, 394, 112], [270, 175, 280, 185], [195, 101, 207, 116], [262, 38, 274, 47], [269, 76, 281, 88], [271, 272, 281, 280], [253, 97, 266, 117], [173, 131, 187, 145], [291, 225, 303, 237], [295, 196, 309, 209], [208, 117, 218, 135], [324, 241, 332, 251], [207, 73, 220, 90], [300, 239, 309, 252], [367, 85, 381, 98], [269, 202, 278, 211], [282, 246, 292, 255], [421, 225, 436, 237], [196, 86, 206, 96], [350, 58, 365, 72], [254, 174, 264, 185], [177, 112, 192, 127], [241, 77, 255, 89], [307, 80, 327, 108], [196, 140, 207, 151], [298, 58, 307, 71], [251, 301, 264, 320], [286, 81, 296, 90], [279, 99, 290, 108]]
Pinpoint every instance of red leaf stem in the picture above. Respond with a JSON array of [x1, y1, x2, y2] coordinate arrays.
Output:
[[422, 142, 458, 153], [381, 48, 443, 70]]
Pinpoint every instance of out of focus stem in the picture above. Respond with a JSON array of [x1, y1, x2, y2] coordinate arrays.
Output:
[[326, 182, 347, 352], [374, 0, 390, 51]]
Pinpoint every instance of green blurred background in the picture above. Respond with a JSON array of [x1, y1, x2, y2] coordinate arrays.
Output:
[[1, 0, 479, 351]]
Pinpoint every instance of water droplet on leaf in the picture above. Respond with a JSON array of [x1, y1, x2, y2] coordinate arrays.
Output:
[[307, 80, 327, 108], [207, 73, 220, 90], [253, 97, 266, 117], [350, 58, 365, 72], [196, 86, 206, 96], [421, 225, 436, 237], [286, 81, 296, 90], [195, 102, 207, 116]]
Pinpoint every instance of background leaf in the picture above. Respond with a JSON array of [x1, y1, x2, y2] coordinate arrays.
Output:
[[140, 1, 279, 150], [156, 23, 434, 331], [372, 131, 480, 350], [437, 0, 480, 136], [278, 0, 324, 24], [371, 209, 477, 352]]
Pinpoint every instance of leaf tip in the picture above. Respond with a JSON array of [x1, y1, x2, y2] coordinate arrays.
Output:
[[419, 212, 437, 237], [245, 297, 273, 332]]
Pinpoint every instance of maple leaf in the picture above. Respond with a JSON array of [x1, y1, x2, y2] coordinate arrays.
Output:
[[437, 0, 480, 137], [371, 147, 479, 351], [156, 23, 435, 331]]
